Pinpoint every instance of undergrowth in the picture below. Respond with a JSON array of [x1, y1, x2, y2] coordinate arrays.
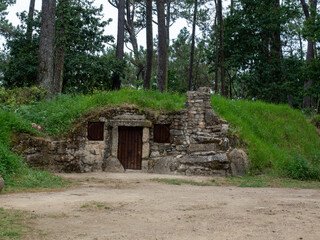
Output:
[[0, 109, 68, 191], [212, 95, 320, 180]]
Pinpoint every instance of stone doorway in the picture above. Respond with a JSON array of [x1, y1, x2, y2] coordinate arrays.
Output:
[[117, 127, 143, 170]]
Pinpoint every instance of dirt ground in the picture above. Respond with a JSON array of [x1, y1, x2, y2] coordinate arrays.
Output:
[[1, 172, 320, 240]]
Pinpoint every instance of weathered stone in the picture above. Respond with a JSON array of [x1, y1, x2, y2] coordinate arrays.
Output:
[[104, 157, 125, 173], [170, 130, 183, 136], [111, 127, 118, 157], [142, 142, 150, 159], [150, 151, 160, 158], [148, 157, 178, 174], [217, 138, 229, 151], [228, 149, 249, 176], [205, 109, 219, 126], [13, 88, 235, 177], [188, 144, 216, 153], [142, 128, 149, 143], [191, 135, 221, 144], [208, 153, 228, 162], [221, 124, 229, 134], [113, 114, 146, 120], [190, 151, 216, 156]]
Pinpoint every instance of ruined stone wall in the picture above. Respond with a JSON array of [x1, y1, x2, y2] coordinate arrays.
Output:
[[147, 87, 233, 176], [15, 89, 248, 176]]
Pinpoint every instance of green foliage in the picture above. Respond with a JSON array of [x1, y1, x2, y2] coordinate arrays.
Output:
[[57, 0, 115, 93], [212, 95, 320, 180], [3, 169, 69, 192], [209, 0, 303, 104], [0, 0, 15, 37], [1, 0, 115, 94], [1, 35, 39, 88], [168, 27, 212, 92], [311, 114, 320, 128], [17, 88, 186, 136], [0, 108, 67, 191], [0, 109, 34, 177], [0, 86, 47, 107]]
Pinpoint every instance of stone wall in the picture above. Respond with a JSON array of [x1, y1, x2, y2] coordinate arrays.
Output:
[[147, 87, 235, 176], [14, 88, 248, 176]]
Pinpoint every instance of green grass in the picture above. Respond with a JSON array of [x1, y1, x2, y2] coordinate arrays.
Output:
[[0, 208, 37, 239], [3, 169, 70, 193], [212, 95, 320, 180], [17, 88, 186, 136], [1, 88, 320, 191], [80, 201, 111, 211], [0, 109, 68, 192], [0, 88, 184, 191], [151, 178, 214, 186], [220, 175, 320, 189], [152, 176, 320, 189]]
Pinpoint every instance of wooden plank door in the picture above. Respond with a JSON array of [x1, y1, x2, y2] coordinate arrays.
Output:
[[118, 127, 143, 170]]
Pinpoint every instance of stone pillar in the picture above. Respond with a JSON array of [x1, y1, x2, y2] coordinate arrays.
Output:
[[186, 87, 212, 135]]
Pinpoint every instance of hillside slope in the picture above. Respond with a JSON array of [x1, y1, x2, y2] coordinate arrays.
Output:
[[211, 95, 320, 180], [0, 89, 319, 189]]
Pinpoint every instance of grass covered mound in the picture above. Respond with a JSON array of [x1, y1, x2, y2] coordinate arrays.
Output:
[[212, 95, 320, 180], [17, 88, 186, 136], [0, 110, 68, 191], [0, 87, 319, 190]]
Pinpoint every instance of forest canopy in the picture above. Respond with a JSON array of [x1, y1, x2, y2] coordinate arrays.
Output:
[[0, 0, 319, 111]]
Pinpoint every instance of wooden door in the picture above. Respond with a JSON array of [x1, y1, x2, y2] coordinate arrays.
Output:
[[118, 127, 143, 170]]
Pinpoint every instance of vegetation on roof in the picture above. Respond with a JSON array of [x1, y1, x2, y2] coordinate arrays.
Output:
[[0, 88, 319, 192]]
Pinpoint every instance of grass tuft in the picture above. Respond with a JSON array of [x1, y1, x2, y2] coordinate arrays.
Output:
[[151, 178, 213, 186]]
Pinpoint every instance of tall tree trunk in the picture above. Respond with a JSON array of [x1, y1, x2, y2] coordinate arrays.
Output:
[[300, 0, 318, 108], [217, 0, 225, 96], [188, 0, 198, 91], [125, 0, 144, 82], [113, 0, 125, 90], [230, 0, 234, 15], [156, 0, 168, 92], [214, 0, 219, 92], [37, 0, 56, 97], [165, 0, 170, 46], [144, 0, 153, 89], [54, 0, 68, 93], [26, 0, 36, 40], [271, 0, 282, 102]]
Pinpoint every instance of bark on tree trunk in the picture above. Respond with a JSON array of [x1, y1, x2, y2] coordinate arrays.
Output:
[[188, 0, 198, 91], [144, 0, 153, 89], [26, 0, 36, 40], [37, 0, 56, 97], [300, 0, 318, 108], [125, 0, 145, 82], [271, 0, 283, 102], [214, 0, 219, 92], [54, 0, 68, 93], [165, 0, 170, 46], [156, 0, 168, 92], [113, 0, 125, 90], [217, 0, 225, 96]]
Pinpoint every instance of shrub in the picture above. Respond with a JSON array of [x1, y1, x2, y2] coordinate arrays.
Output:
[[0, 86, 47, 107]]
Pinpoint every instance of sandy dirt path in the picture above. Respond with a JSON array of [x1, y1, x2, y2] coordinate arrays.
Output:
[[0, 172, 320, 240]]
